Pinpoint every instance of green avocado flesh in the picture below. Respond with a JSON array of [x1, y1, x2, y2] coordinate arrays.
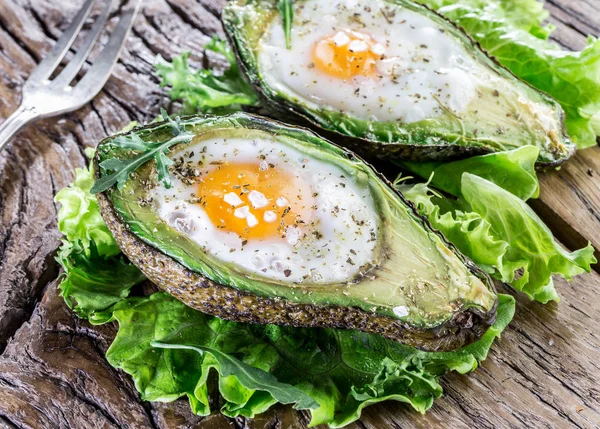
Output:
[[96, 113, 497, 350], [222, 0, 574, 165]]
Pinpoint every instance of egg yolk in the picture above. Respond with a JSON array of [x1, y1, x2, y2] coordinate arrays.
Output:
[[197, 163, 314, 240], [312, 30, 384, 79]]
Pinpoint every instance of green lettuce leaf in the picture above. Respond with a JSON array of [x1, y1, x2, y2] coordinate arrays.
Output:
[[55, 160, 120, 257], [399, 146, 540, 200], [400, 182, 507, 274], [398, 173, 596, 302], [416, 0, 600, 149], [57, 241, 145, 319], [461, 173, 595, 302], [100, 292, 514, 428], [155, 37, 259, 114], [55, 159, 145, 318]]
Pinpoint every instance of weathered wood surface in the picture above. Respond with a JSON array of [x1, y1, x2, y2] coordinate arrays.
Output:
[[0, 0, 598, 428]]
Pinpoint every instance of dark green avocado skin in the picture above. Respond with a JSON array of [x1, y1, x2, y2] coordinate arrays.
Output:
[[222, 0, 575, 168], [95, 113, 498, 352]]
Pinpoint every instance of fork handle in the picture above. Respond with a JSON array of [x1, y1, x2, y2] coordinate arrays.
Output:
[[0, 105, 39, 153]]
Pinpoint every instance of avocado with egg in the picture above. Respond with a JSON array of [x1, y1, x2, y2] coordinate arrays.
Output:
[[222, 0, 574, 166], [96, 112, 497, 352]]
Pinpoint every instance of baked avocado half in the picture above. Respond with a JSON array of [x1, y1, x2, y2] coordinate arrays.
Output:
[[222, 0, 574, 166], [95, 113, 498, 352]]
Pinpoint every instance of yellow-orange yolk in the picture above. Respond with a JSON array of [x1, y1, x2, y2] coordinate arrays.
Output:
[[312, 30, 384, 79], [197, 163, 314, 240]]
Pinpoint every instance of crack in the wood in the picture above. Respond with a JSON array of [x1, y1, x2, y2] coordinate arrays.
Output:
[[518, 344, 596, 412], [165, 0, 221, 38], [27, 4, 59, 43], [21, 345, 126, 428], [0, 414, 22, 429], [502, 358, 585, 429], [102, 87, 149, 122], [197, 0, 222, 21], [509, 324, 561, 359], [39, 325, 165, 429], [547, 9, 591, 40], [145, 13, 178, 45], [443, 385, 495, 428], [131, 26, 163, 57], [548, 36, 573, 50], [546, 0, 600, 34], [0, 12, 38, 62], [90, 100, 111, 136], [0, 148, 60, 353]]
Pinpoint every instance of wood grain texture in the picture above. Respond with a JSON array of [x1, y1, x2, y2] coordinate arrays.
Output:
[[534, 1, 600, 267], [0, 0, 598, 428]]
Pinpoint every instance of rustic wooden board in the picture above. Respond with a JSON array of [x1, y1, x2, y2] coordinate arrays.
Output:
[[0, 0, 598, 428]]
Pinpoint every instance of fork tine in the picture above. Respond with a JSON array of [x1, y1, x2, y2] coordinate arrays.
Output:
[[28, 0, 98, 83], [72, 0, 140, 102], [53, 0, 114, 88]]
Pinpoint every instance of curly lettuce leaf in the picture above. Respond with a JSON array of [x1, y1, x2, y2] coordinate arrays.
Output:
[[416, 0, 600, 149], [98, 292, 514, 428], [155, 38, 259, 114], [461, 173, 595, 302], [399, 146, 540, 200], [400, 182, 507, 274], [57, 241, 145, 319], [399, 173, 596, 302], [55, 161, 120, 257], [55, 159, 145, 318]]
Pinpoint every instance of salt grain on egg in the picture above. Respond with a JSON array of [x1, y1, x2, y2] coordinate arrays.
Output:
[[224, 192, 243, 207], [263, 210, 277, 222], [333, 31, 350, 46], [234, 205, 250, 219], [246, 213, 258, 228], [349, 40, 368, 52], [276, 196, 288, 207], [371, 43, 385, 55], [248, 190, 269, 208]]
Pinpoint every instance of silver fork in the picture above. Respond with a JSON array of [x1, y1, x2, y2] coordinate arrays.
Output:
[[0, 0, 141, 153]]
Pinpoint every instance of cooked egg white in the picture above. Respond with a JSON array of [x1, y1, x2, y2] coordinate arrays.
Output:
[[257, 0, 564, 133], [149, 136, 379, 284], [258, 0, 481, 124]]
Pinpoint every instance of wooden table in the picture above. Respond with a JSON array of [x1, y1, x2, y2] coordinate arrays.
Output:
[[0, 1, 598, 428]]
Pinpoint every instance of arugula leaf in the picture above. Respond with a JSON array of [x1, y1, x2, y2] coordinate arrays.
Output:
[[278, 0, 294, 50], [398, 146, 540, 200], [101, 292, 514, 427], [416, 0, 600, 148], [155, 38, 259, 114], [90, 109, 194, 194]]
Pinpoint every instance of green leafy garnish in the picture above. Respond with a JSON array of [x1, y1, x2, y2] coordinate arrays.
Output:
[[96, 291, 514, 427], [398, 146, 540, 200], [90, 109, 194, 194], [55, 160, 145, 318], [155, 38, 259, 114], [416, 0, 600, 149], [55, 157, 121, 256], [57, 241, 145, 319], [398, 166, 596, 303], [278, 0, 294, 49]]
